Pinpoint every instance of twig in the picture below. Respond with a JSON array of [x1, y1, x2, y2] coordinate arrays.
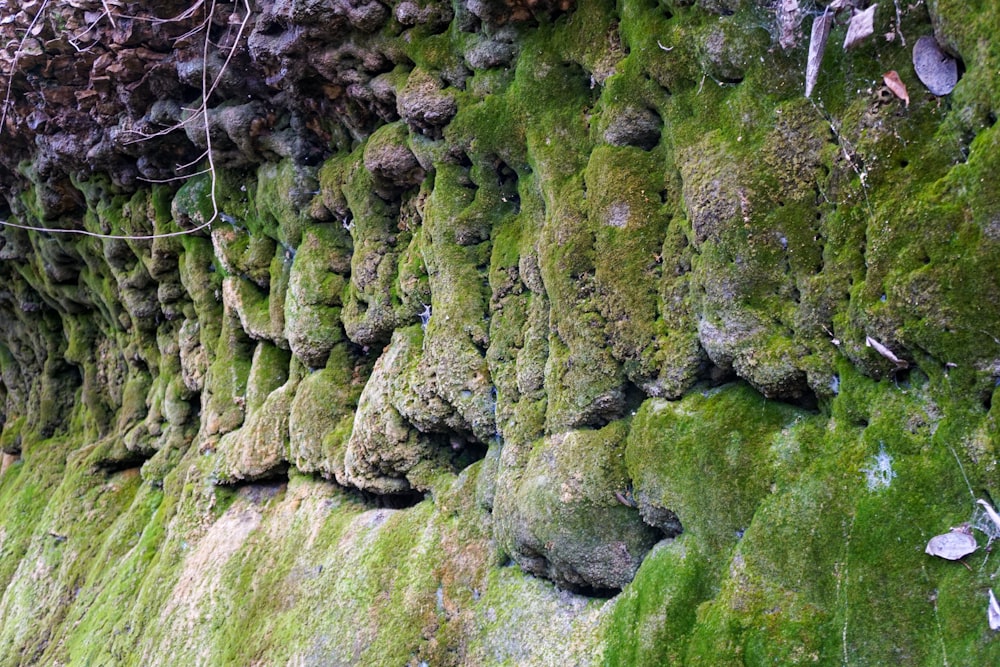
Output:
[[116, 1, 205, 25], [893, 0, 906, 46], [101, 0, 118, 30], [201, 0, 220, 227], [136, 167, 212, 184], [0, 0, 255, 242], [0, 216, 216, 241]]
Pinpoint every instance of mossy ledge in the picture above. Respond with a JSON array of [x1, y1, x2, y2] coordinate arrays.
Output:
[[1, 0, 1000, 664]]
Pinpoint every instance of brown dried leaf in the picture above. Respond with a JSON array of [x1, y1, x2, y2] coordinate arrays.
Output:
[[883, 70, 909, 106], [777, 0, 801, 50], [805, 10, 833, 98], [843, 4, 877, 50]]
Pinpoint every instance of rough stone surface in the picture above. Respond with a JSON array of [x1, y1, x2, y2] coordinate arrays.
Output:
[[0, 0, 999, 664]]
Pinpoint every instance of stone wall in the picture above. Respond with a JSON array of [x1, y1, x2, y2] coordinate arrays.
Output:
[[0, 0, 999, 663]]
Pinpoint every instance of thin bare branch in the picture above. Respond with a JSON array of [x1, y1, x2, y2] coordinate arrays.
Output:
[[136, 167, 212, 184], [116, 1, 206, 25], [101, 0, 118, 30], [0, 216, 216, 241]]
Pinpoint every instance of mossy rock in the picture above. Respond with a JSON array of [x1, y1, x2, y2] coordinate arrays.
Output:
[[343, 327, 453, 494], [283, 226, 350, 367], [626, 383, 807, 555], [504, 422, 663, 593], [287, 345, 365, 477]]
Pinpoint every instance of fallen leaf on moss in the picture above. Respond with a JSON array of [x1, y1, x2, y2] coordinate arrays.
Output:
[[990, 589, 1000, 631], [883, 71, 909, 106], [805, 10, 833, 97], [865, 335, 908, 369], [843, 4, 877, 50], [925, 526, 976, 560]]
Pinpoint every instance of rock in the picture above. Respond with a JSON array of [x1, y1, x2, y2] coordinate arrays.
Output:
[[603, 107, 662, 150], [178, 318, 208, 392], [504, 425, 662, 592], [395, 0, 454, 28], [287, 347, 362, 477], [465, 38, 518, 70], [397, 69, 458, 138], [362, 122, 426, 195], [913, 35, 959, 96], [284, 227, 349, 367], [342, 328, 447, 494], [214, 342, 295, 483]]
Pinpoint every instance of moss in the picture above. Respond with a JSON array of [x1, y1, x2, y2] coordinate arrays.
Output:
[[626, 383, 807, 556], [466, 564, 607, 666], [603, 536, 712, 667], [416, 162, 499, 441], [253, 160, 317, 247], [284, 224, 350, 366], [0, 416, 26, 454], [288, 344, 366, 476], [498, 421, 662, 592], [171, 173, 216, 229], [338, 143, 415, 346]]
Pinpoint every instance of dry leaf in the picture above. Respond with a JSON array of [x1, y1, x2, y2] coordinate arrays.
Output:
[[925, 528, 977, 560], [843, 4, 877, 50], [990, 589, 1000, 631], [913, 35, 959, 96], [865, 335, 908, 369], [883, 71, 909, 106], [777, 0, 801, 50], [805, 10, 833, 98]]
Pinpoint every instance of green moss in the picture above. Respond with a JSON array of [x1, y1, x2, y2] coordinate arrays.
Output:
[[0, 416, 25, 454], [254, 160, 316, 247], [626, 383, 807, 556], [603, 536, 712, 667]]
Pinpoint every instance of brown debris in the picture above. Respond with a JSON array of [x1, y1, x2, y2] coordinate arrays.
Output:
[[882, 70, 909, 106]]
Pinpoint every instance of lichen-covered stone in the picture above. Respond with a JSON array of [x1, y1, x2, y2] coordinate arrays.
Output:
[[287, 345, 365, 477], [214, 342, 295, 483], [502, 423, 663, 592], [343, 327, 448, 493], [283, 226, 350, 367], [363, 122, 427, 196], [397, 68, 459, 138]]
